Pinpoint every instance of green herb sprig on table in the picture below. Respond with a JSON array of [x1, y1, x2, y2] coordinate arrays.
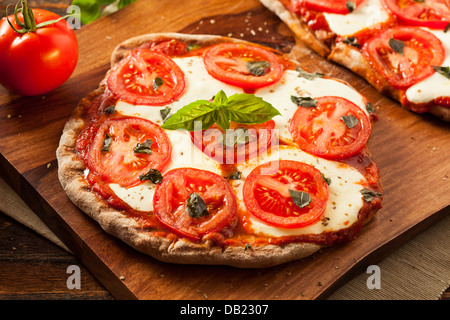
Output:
[[71, 0, 138, 25]]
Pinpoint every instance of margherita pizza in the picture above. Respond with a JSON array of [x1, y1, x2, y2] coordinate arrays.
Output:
[[57, 33, 382, 268], [259, 0, 450, 121]]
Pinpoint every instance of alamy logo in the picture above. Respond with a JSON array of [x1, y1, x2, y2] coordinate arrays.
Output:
[[66, 265, 81, 290], [366, 265, 381, 290]]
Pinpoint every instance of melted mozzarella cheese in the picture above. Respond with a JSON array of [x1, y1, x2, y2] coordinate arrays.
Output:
[[233, 146, 366, 237], [110, 55, 368, 234], [255, 69, 369, 144], [406, 29, 450, 104], [324, 0, 390, 36]]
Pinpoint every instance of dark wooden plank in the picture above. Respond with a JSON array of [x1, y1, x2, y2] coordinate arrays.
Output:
[[0, 0, 449, 300], [0, 212, 113, 300]]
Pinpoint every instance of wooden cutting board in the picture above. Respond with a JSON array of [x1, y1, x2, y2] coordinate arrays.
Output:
[[0, 0, 449, 300]]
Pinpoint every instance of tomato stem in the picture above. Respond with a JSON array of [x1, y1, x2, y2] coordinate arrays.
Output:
[[5, 0, 76, 34], [20, 0, 36, 32]]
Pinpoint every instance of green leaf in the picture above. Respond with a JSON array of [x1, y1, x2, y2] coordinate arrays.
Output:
[[289, 190, 311, 209], [227, 93, 281, 124], [295, 67, 324, 81], [214, 108, 231, 131], [153, 77, 163, 91], [139, 169, 163, 184], [71, 0, 101, 25], [228, 171, 242, 180], [291, 96, 317, 108], [213, 90, 228, 106], [162, 91, 280, 132], [346, 1, 356, 12], [161, 100, 216, 131], [343, 36, 359, 47], [389, 38, 405, 55], [101, 133, 112, 152], [341, 115, 358, 128], [245, 61, 270, 76], [220, 128, 250, 147], [360, 188, 382, 202], [118, 0, 137, 9], [133, 139, 153, 154], [432, 66, 450, 80], [160, 108, 171, 122], [186, 193, 209, 218]]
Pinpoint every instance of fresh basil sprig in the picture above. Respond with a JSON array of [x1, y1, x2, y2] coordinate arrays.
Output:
[[71, 0, 138, 25], [161, 90, 281, 132]]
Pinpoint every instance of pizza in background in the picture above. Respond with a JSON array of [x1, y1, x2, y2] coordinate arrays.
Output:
[[57, 33, 382, 268], [260, 0, 450, 121]]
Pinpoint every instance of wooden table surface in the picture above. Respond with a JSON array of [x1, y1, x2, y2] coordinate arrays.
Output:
[[0, 0, 449, 301], [0, 0, 113, 300]]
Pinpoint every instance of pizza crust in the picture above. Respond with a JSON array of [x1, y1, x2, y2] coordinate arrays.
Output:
[[56, 32, 383, 268]]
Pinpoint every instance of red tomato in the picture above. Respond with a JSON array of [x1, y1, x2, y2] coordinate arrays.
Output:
[[362, 26, 445, 89], [289, 96, 371, 160], [203, 43, 284, 90], [107, 50, 186, 106], [190, 120, 276, 164], [150, 39, 188, 56], [243, 160, 329, 228], [153, 168, 237, 240], [0, 9, 78, 96], [291, 0, 365, 14], [382, 0, 450, 29], [85, 117, 172, 188]]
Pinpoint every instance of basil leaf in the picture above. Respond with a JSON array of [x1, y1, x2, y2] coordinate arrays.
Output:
[[214, 89, 228, 106], [346, 1, 356, 12], [101, 133, 112, 152], [361, 188, 382, 202], [104, 105, 115, 114], [186, 193, 209, 218], [71, 0, 100, 25], [432, 66, 450, 80], [220, 128, 250, 147], [133, 139, 153, 154], [161, 100, 216, 131], [289, 190, 311, 209], [291, 96, 317, 108], [228, 171, 242, 180], [214, 107, 231, 131], [389, 38, 404, 54], [445, 23, 450, 33], [139, 169, 163, 184], [343, 36, 359, 47], [227, 93, 281, 124], [160, 107, 171, 122], [321, 173, 331, 185], [296, 67, 324, 80], [162, 91, 280, 132], [366, 102, 375, 114], [153, 77, 163, 91], [246, 61, 270, 76], [341, 115, 358, 128]]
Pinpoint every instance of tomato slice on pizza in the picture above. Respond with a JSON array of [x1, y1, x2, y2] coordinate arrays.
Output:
[[382, 0, 450, 29], [85, 117, 172, 188], [291, 0, 365, 14], [190, 120, 276, 164], [203, 43, 284, 90], [289, 96, 371, 160], [243, 160, 329, 229], [107, 50, 186, 106], [362, 26, 445, 89], [153, 168, 237, 240]]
